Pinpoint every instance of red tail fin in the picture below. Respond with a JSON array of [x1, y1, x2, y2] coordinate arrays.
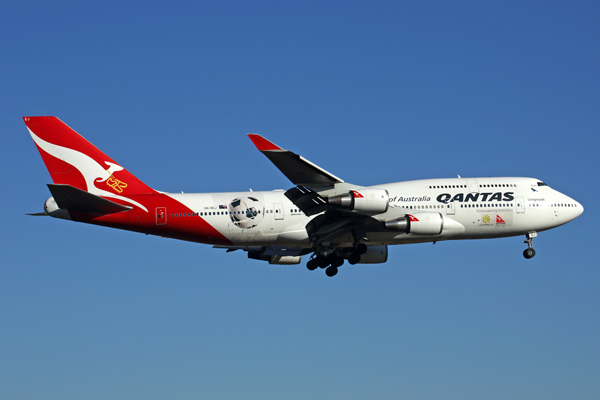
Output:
[[24, 117, 155, 196]]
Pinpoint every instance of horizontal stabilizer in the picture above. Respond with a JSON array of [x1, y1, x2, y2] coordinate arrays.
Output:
[[47, 184, 132, 214]]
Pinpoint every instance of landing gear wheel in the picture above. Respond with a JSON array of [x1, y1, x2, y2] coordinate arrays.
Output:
[[307, 259, 319, 270], [356, 243, 368, 255], [315, 254, 328, 269], [325, 266, 338, 277], [331, 256, 344, 268], [326, 253, 338, 266], [523, 248, 536, 259], [348, 253, 361, 265]]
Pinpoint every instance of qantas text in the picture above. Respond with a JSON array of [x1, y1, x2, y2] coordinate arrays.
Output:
[[436, 192, 515, 203]]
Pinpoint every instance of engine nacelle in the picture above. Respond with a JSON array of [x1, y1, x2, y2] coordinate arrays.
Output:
[[328, 188, 389, 214], [385, 212, 444, 235], [357, 245, 388, 264], [407, 212, 444, 235]]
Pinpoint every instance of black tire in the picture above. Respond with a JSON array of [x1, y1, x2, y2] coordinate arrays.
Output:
[[307, 259, 318, 271], [332, 256, 344, 268], [523, 248, 536, 259], [356, 243, 368, 255], [323, 253, 338, 268], [348, 253, 361, 265], [325, 266, 338, 277], [315, 254, 328, 268]]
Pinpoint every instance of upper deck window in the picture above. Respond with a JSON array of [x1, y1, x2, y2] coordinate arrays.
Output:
[[537, 182, 548, 186]]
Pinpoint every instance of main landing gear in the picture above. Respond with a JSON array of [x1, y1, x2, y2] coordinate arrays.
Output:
[[348, 243, 367, 265], [306, 243, 368, 277], [523, 232, 537, 259], [306, 253, 343, 276]]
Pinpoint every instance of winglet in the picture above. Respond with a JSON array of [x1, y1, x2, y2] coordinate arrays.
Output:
[[248, 134, 282, 151]]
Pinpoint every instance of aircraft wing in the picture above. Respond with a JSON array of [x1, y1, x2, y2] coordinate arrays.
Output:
[[248, 134, 344, 187], [248, 135, 395, 246]]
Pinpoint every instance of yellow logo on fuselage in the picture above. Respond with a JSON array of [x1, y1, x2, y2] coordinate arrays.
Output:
[[482, 215, 491, 224]]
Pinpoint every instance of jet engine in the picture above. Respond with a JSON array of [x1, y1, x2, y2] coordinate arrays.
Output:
[[328, 188, 389, 213], [384, 212, 444, 235], [356, 245, 388, 264]]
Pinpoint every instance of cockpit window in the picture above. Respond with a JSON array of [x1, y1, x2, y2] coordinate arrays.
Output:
[[537, 182, 548, 186]]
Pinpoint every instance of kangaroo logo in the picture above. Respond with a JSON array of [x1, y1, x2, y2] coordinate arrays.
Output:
[[102, 162, 128, 193], [28, 128, 147, 211]]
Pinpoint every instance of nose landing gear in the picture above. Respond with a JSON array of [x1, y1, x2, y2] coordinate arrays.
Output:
[[523, 232, 537, 259]]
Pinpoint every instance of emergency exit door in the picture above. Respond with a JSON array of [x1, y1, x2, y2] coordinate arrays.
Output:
[[156, 207, 167, 225]]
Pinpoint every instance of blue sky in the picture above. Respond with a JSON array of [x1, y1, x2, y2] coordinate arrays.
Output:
[[1, 1, 599, 399]]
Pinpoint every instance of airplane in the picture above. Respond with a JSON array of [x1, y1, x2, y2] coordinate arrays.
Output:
[[25, 116, 584, 277]]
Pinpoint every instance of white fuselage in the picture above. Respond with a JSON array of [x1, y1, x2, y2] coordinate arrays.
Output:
[[164, 177, 583, 248]]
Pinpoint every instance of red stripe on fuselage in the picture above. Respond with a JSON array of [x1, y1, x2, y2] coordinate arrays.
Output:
[[68, 192, 232, 245]]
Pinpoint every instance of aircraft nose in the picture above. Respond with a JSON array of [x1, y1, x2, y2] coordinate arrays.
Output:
[[576, 200, 584, 217], [566, 196, 584, 219]]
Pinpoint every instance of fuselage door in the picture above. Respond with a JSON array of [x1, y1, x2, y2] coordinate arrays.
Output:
[[446, 201, 455, 215], [466, 178, 479, 193], [274, 203, 284, 220], [156, 207, 167, 225], [516, 197, 525, 214]]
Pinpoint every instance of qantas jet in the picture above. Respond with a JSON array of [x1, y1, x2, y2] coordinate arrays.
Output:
[[25, 117, 583, 277]]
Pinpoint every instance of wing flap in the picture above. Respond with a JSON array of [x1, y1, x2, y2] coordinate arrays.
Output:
[[284, 186, 330, 216]]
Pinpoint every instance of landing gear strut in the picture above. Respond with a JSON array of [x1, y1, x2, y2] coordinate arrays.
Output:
[[348, 230, 368, 265], [523, 232, 537, 259]]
